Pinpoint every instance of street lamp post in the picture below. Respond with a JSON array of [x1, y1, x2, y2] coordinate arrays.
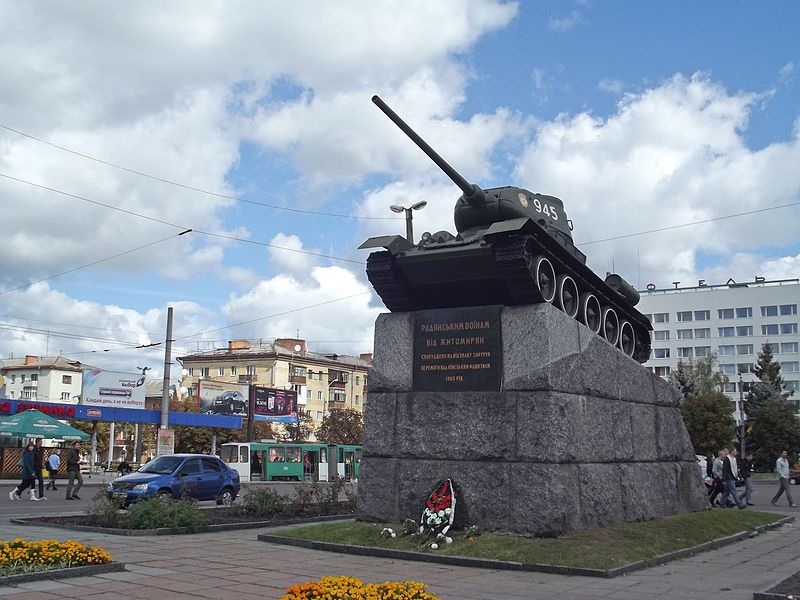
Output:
[[390, 201, 427, 243]]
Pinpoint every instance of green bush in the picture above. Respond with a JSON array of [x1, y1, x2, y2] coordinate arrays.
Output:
[[124, 497, 209, 530], [238, 489, 287, 518], [84, 492, 126, 528]]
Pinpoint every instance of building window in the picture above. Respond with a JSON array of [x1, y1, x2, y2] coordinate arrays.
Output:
[[21, 374, 26, 383], [761, 305, 779, 317], [693, 328, 709, 339], [218, 367, 224, 376], [762, 324, 779, 336], [355, 375, 360, 386], [654, 330, 670, 341], [719, 364, 736, 375], [30, 373, 38, 382], [61, 392, 70, 401], [737, 363, 754, 374], [719, 327, 735, 338], [200, 367, 209, 377], [780, 304, 798, 316], [723, 382, 737, 393], [694, 310, 710, 321], [695, 346, 712, 357], [782, 361, 800, 373], [780, 323, 798, 335], [246, 365, 256, 375], [735, 307, 752, 318], [736, 326, 753, 337], [8, 391, 14, 398], [718, 345, 735, 356], [781, 342, 799, 354], [677, 311, 693, 322], [355, 395, 360, 404], [22, 388, 37, 399], [317, 391, 323, 400], [654, 366, 670, 377], [316, 411, 323, 421], [653, 313, 669, 323], [10, 374, 15, 383], [677, 347, 693, 358], [231, 366, 237, 375], [736, 344, 753, 355], [653, 348, 670, 359], [188, 368, 194, 376], [718, 308, 734, 319], [306, 389, 312, 400], [677, 329, 693, 340], [62, 375, 72, 384], [785, 380, 800, 391]]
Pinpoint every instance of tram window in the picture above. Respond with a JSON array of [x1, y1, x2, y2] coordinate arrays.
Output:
[[320, 448, 327, 463], [240, 446, 249, 463], [287, 447, 302, 463], [269, 448, 285, 462], [220, 446, 237, 463]]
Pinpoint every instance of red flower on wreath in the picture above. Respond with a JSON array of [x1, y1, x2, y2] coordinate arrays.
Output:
[[426, 480, 452, 512]]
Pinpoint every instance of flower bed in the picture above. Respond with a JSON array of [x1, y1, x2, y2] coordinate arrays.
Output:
[[282, 575, 441, 599], [0, 538, 112, 578]]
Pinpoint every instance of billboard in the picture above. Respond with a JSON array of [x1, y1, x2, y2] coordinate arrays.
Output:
[[81, 370, 146, 410], [252, 386, 298, 423], [198, 380, 249, 416]]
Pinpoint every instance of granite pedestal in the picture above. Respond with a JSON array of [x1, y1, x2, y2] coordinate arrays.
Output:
[[356, 303, 708, 536]]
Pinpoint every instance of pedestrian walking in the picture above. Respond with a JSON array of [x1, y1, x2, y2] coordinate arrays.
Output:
[[770, 450, 798, 507], [64, 441, 83, 500], [740, 452, 755, 506], [8, 442, 39, 501], [46, 450, 61, 492], [33, 438, 47, 500], [709, 449, 727, 507], [722, 447, 746, 508]]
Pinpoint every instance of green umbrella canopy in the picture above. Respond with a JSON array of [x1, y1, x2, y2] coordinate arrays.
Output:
[[0, 409, 89, 441]]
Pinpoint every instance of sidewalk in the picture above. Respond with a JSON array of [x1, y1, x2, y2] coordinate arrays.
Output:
[[1, 516, 799, 599]]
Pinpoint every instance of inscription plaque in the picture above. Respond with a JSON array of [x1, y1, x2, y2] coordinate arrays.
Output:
[[413, 305, 502, 392]]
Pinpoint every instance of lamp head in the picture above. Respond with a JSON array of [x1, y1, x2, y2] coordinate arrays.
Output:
[[389, 205, 404, 213], [411, 201, 427, 211]]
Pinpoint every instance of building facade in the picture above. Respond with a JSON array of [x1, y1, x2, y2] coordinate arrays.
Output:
[[638, 278, 800, 421], [0, 355, 88, 403], [177, 338, 372, 429]]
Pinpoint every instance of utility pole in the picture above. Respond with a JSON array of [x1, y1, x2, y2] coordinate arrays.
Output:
[[157, 307, 175, 455]]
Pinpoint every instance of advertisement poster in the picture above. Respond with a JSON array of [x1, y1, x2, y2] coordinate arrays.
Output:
[[252, 386, 298, 423], [198, 380, 249, 416], [81, 370, 146, 410], [156, 428, 175, 456]]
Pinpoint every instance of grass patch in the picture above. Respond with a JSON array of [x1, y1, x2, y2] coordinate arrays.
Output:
[[272, 510, 780, 570]]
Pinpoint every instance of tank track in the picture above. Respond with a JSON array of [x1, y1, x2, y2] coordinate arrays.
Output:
[[365, 250, 413, 312], [493, 235, 543, 304]]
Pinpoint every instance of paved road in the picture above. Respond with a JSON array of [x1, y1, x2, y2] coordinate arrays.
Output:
[[0, 479, 798, 599]]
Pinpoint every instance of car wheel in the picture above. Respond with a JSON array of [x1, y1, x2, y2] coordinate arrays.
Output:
[[216, 487, 235, 506], [156, 490, 173, 504]]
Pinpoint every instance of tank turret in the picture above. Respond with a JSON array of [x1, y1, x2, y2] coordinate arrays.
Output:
[[360, 96, 652, 362]]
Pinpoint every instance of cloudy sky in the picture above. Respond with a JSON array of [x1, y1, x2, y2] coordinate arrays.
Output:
[[1, 1, 798, 378]]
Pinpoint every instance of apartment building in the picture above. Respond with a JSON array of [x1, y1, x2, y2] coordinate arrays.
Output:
[[638, 278, 800, 421], [177, 338, 372, 427], [0, 355, 88, 403]]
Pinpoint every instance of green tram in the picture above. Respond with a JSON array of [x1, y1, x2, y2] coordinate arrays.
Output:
[[219, 442, 361, 483]]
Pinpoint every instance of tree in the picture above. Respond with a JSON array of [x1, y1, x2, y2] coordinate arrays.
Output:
[[747, 344, 791, 416], [749, 398, 800, 471], [669, 354, 728, 403], [316, 408, 364, 444], [276, 412, 315, 443], [681, 392, 735, 454]]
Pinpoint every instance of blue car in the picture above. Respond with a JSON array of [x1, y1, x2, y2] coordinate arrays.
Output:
[[106, 454, 240, 505]]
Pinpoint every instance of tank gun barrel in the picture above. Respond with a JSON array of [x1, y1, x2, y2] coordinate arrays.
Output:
[[372, 95, 485, 207]]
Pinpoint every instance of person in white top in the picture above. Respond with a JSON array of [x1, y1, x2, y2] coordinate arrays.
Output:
[[770, 450, 798, 507], [46, 450, 60, 492]]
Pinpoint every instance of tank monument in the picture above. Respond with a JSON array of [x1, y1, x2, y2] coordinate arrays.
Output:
[[356, 96, 708, 536]]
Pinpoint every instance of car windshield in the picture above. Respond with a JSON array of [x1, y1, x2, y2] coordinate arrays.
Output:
[[138, 456, 183, 475]]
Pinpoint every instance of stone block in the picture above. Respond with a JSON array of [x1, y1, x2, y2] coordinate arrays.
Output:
[[570, 396, 634, 462], [630, 403, 658, 462], [362, 393, 400, 458], [509, 463, 581, 536], [618, 351, 656, 404], [514, 392, 577, 462], [676, 461, 710, 512], [577, 325, 621, 400], [502, 304, 583, 394], [652, 373, 679, 407], [656, 406, 698, 461], [578, 463, 624, 529], [370, 312, 413, 392], [396, 392, 514, 461], [356, 458, 399, 523]]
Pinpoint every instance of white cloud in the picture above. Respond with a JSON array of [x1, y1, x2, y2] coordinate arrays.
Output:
[[547, 9, 586, 32]]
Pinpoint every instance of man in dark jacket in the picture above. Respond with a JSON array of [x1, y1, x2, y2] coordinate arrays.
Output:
[[65, 441, 83, 500], [722, 447, 746, 509], [33, 438, 46, 500], [740, 452, 755, 506]]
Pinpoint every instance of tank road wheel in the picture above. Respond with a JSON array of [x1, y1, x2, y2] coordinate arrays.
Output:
[[601, 307, 620, 346], [555, 275, 579, 318], [579, 293, 602, 333], [618, 320, 636, 357], [532, 256, 556, 303]]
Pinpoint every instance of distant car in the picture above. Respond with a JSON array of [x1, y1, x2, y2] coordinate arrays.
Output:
[[211, 390, 247, 415], [106, 454, 239, 505]]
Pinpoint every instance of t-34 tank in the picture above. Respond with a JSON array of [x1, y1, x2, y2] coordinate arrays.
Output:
[[360, 96, 652, 363]]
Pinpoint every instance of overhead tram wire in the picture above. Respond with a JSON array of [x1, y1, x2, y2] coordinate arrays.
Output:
[[0, 123, 398, 221], [0, 172, 366, 265], [0, 231, 190, 295]]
